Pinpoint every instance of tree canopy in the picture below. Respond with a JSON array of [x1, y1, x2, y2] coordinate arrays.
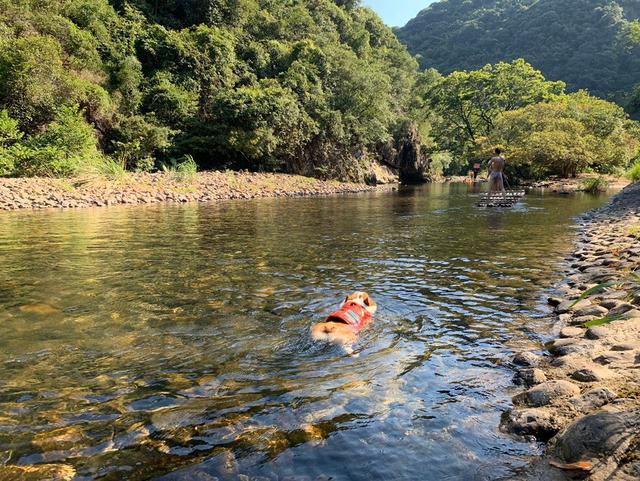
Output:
[[489, 91, 640, 179], [0, 0, 425, 180], [422, 59, 639, 178]]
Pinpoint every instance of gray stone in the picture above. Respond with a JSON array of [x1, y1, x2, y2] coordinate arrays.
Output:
[[501, 407, 561, 441], [611, 343, 638, 351], [619, 308, 640, 320], [513, 368, 547, 387], [560, 326, 585, 338], [608, 303, 636, 317], [570, 387, 617, 412], [547, 338, 580, 356], [548, 296, 564, 307], [573, 304, 608, 318], [583, 267, 615, 282], [556, 299, 590, 314], [599, 299, 622, 310], [512, 351, 541, 367], [514, 380, 581, 407], [600, 290, 630, 300], [585, 326, 611, 340], [594, 352, 627, 365], [558, 313, 572, 323], [568, 315, 598, 326], [570, 365, 613, 382]]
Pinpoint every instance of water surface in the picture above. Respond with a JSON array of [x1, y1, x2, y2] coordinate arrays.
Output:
[[0, 183, 609, 480]]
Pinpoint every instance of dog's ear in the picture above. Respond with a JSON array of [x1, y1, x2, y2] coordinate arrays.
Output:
[[361, 293, 371, 306]]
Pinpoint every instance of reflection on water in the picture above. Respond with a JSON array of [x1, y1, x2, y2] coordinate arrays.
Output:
[[0, 184, 609, 480]]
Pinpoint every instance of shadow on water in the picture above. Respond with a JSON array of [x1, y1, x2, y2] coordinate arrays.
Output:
[[0, 183, 610, 480]]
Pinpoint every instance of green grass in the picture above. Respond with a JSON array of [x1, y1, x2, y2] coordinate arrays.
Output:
[[96, 157, 128, 181], [161, 155, 198, 183], [580, 176, 609, 193], [77, 157, 128, 183], [570, 281, 617, 307], [627, 160, 640, 183], [583, 314, 625, 328]]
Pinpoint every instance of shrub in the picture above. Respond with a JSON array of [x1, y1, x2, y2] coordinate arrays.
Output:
[[109, 115, 173, 171], [491, 92, 639, 179], [627, 159, 640, 183], [92, 157, 127, 181], [13, 106, 100, 177], [161, 155, 198, 182], [581, 176, 609, 194]]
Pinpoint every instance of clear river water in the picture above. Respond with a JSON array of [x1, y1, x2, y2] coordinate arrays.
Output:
[[0, 183, 610, 481]]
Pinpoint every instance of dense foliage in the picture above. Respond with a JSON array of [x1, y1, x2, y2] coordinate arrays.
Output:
[[425, 59, 564, 165], [396, 0, 640, 103], [0, 0, 424, 180], [422, 59, 640, 177], [489, 92, 640, 179]]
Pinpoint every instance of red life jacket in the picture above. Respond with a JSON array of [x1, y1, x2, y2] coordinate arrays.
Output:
[[325, 301, 372, 332]]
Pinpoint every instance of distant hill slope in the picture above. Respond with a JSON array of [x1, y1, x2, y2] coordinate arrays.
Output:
[[396, 0, 640, 100]]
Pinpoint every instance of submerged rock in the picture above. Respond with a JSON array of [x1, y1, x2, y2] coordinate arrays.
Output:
[[18, 303, 60, 315], [0, 464, 76, 481], [32, 426, 87, 451]]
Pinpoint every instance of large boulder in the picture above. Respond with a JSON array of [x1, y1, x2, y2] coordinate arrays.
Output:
[[553, 410, 640, 463]]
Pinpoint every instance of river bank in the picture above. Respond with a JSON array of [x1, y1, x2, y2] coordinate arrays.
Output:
[[503, 182, 640, 480], [0, 171, 382, 211]]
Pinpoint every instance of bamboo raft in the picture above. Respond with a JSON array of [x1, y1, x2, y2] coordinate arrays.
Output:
[[477, 189, 526, 208]]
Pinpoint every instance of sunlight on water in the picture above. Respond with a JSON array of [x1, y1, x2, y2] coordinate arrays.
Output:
[[0, 184, 610, 480]]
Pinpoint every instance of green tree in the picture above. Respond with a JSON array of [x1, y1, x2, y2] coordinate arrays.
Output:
[[490, 92, 639, 178], [425, 59, 565, 170]]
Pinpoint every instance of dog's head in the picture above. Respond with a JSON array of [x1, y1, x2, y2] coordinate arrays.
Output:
[[344, 291, 377, 315]]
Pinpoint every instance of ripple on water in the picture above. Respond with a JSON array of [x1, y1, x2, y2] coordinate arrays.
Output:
[[0, 184, 610, 480]]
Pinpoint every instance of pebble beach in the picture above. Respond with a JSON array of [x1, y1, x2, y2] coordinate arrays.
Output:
[[0, 171, 380, 211], [504, 182, 640, 480]]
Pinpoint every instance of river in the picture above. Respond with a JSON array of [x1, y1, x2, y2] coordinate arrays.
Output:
[[0, 183, 610, 481]]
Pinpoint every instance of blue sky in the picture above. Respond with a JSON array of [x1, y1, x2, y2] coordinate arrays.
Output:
[[363, 1, 435, 27]]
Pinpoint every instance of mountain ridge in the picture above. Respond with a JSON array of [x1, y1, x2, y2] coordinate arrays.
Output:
[[396, 0, 640, 101]]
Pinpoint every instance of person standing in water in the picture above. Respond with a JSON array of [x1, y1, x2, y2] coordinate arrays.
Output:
[[487, 148, 506, 193]]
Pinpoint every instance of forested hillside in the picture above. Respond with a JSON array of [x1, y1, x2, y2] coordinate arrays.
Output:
[[0, 0, 425, 181], [396, 0, 640, 102]]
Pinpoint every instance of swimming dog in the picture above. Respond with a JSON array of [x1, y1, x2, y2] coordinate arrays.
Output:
[[311, 292, 377, 348]]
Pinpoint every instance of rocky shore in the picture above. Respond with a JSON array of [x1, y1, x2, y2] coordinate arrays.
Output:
[[0, 171, 383, 211], [526, 174, 629, 193], [502, 182, 640, 480]]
